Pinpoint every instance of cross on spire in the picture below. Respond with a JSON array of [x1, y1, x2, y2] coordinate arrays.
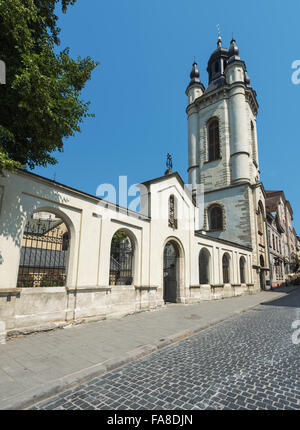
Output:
[[216, 24, 222, 47]]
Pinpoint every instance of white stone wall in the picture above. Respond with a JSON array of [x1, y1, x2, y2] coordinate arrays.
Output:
[[0, 170, 257, 337]]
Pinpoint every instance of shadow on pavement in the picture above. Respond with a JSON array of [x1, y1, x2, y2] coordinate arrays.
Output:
[[260, 286, 300, 308]]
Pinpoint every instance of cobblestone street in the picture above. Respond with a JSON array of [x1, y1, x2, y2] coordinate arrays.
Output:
[[30, 288, 300, 410]]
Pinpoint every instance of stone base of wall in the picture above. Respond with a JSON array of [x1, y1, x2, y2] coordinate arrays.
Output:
[[186, 283, 260, 303], [0, 285, 164, 339], [0, 282, 260, 339]]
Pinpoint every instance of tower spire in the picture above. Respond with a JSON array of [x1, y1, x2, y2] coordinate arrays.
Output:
[[189, 61, 200, 85], [217, 24, 222, 47]]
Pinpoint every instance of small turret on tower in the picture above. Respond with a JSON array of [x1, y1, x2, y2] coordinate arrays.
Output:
[[185, 61, 205, 105], [186, 61, 205, 194], [225, 39, 246, 84]]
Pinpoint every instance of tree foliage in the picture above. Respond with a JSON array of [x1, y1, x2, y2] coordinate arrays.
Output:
[[291, 252, 300, 273], [0, 0, 98, 173], [112, 230, 128, 247]]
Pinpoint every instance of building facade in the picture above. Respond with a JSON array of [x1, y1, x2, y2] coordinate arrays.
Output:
[[186, 37, 268, 291], [266, 211, 285, 287], [0, 37, 286, 339], [297, 236, 300, 267], [265, 190, 298, 278]]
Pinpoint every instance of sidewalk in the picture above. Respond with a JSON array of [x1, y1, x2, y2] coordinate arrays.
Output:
[[0, 286, 297, 410]]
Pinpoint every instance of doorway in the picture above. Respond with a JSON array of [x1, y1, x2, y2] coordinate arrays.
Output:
[[163, 241, 180, 303], [260, 255, 266, 290]]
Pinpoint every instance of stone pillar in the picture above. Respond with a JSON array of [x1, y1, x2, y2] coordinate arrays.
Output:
[[187, 106, 199, 194], [228, 86, 250, 184], [218, 247, 222, 284], [225, 61, 250, 185], [0, 181, 26, 290]]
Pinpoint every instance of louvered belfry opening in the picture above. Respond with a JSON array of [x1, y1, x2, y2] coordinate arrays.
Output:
[[17, 213, 70, 288], [208, 119, 220, 161]]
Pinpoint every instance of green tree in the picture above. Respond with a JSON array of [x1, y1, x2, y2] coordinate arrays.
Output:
[[291, 252, 300, 273], [112, 230, 128, 247], [0, 0, 98, 173]]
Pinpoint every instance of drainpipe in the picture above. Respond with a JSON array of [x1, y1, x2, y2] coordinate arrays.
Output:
[[265, 219, 273, 291]]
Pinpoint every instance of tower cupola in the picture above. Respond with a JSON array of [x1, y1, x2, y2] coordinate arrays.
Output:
[[206, 37, 230, 91]]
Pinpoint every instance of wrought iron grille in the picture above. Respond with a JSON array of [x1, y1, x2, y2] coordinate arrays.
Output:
[[17, 217, 69, 288], [109, 237, 134, 285]]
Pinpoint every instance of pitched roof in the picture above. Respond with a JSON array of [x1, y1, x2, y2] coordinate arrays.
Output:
[[141, 171, 195, 205]]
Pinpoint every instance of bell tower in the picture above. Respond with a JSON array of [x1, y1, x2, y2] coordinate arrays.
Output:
[[186, 38, 260, 197], [185, 37, 267, 276]]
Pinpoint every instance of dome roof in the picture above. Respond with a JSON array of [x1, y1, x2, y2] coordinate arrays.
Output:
[[207, 37, 230, 70]]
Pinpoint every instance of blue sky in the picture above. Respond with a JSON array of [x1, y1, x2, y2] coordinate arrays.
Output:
[[34, 0, 300, 233]]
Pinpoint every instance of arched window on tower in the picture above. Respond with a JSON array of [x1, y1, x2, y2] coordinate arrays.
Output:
[[208, 205, 223, 231], [168, 194, 178, 229], [208, 119, 220, 162]]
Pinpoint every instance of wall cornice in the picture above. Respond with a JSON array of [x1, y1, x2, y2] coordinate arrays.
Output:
[[186, 83, 258, 117]]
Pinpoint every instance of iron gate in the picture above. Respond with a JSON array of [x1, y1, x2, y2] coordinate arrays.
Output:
[[17, 217, 69, 288], [109, 237, 134, 285], [163, 242, 179, 303]]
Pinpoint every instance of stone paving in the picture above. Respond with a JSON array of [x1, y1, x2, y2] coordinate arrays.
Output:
[[2, 288, 294, 409], [30, 288, 300, 410]]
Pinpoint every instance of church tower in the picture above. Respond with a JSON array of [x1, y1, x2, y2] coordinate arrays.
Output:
[[186, 37, 268, 288]]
